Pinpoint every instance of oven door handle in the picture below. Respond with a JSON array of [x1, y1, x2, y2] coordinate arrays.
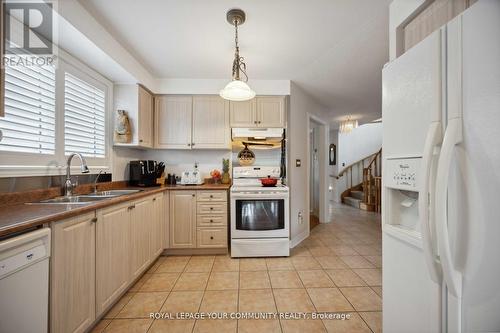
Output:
[[231, 193, 289, 199]]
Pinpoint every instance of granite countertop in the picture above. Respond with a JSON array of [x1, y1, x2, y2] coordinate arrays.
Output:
[[0, 183, 231, 238]]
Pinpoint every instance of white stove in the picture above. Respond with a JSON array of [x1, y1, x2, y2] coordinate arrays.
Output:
[[230, 166, 290, 257]]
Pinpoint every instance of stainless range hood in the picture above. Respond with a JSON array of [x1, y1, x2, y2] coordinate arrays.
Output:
[[231, 128, 284, 141]]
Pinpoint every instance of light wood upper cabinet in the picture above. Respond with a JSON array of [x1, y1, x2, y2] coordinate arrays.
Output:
[[114, 84, 154, 148], [256, 96, 286, 127], [150, 193, 165, 259], [96, 203, 131, 316], [51, 213, 96, 333], [155, 96, 192, 149], [192, 96, 230, 149], [130, 197, 153, 280], [230, 96, 285, 128], [169, 191, 197, 248], [138, 85, 154, 147], [229, 99, 256, 127]]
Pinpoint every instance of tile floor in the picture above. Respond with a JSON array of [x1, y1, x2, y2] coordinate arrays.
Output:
[[92, 203, 382, 333]]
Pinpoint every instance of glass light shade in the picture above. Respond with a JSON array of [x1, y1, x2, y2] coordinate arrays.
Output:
[[339, 119, 358, 134], [219, 80, 256, 101]]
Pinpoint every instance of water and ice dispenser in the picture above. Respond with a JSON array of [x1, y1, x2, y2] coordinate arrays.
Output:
[[383, 158, 422, 235]]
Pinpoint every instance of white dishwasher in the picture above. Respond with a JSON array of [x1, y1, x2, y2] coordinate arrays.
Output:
[[0, 228, 51, 333]]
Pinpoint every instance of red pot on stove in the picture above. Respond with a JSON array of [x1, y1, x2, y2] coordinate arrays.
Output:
[[260, 175, 278, 187]]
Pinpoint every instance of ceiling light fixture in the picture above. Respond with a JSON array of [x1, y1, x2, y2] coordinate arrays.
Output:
[[220, 9, 256, 101], [339, 117, 358, 134]]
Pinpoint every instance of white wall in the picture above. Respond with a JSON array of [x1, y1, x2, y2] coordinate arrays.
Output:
[[288, 82, 330, 246], [338, 122, 382, 174], [389, 0, 428, 60]]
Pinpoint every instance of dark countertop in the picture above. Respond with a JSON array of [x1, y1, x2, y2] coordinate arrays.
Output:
[[0, 183, 231, 238]]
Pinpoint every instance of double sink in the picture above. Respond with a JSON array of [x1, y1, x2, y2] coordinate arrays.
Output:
[[29, 189, 143, 205]]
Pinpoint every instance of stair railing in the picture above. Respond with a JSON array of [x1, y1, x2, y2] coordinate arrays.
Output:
[[362, 148, 382, 212]]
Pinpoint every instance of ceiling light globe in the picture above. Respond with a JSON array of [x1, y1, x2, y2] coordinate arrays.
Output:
[[220, 80, 256, 101]]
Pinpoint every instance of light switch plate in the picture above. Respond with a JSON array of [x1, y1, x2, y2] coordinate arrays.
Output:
[[295, 159, 301, 167]]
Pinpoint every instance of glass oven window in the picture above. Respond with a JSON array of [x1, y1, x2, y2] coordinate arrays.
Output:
[[236, 199, 285, 231]]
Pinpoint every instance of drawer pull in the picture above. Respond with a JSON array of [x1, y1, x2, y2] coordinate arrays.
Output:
[[210, 207, 213, 210], [210, 236, 214, 240], [210, 195, 214, 198], [210, 219, 214, 223], [128, 205, 135, 210], [192, 194, 196, 197], [91, 217, 98, 223]]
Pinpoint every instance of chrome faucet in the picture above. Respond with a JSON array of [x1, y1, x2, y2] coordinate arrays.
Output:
[[93, 170, 104, 193], [65, 153, 90, 196]]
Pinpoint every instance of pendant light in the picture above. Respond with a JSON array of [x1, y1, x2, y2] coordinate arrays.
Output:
[[339, 117, 358, 134], [220, 9, 256, 101]]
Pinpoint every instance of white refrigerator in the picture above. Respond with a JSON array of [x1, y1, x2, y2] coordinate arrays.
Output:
[[382, 1, 500, 332]]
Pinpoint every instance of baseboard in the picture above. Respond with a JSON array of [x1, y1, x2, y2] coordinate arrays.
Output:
[[290, 229, 309, 248], [163, 248, 228, 256]]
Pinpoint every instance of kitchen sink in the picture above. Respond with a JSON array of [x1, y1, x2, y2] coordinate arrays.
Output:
[[28, 189, 143, 205], [82, 189, 143, 197]]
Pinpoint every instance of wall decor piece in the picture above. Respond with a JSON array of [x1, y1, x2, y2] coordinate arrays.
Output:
[[329, 143, 336, 165], [114, 109, 131, 143]]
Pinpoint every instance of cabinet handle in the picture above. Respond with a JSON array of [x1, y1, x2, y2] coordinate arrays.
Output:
[[210, 207, 213, 210], [258, 121, 261, 124], [139, 139, 143, 143], [191, 143, 195, 146], [153, 198, 156, 201], [210, 236, 214, 240], [210, 219, 214, 223], [187, 143, 191, 147], [209, 195, 213, 198], [128, 204, 135, 210], [192, 194, 196, 197], [91, 217, 97, 223]]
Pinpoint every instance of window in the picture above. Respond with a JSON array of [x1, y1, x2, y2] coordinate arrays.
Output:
[[64, 72, 106, 158], [0, 64, 56, 154]]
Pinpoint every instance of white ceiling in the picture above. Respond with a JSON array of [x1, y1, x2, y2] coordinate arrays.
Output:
[[79, 0, 391, 123]]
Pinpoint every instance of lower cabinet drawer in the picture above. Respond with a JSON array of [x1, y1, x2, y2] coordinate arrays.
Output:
[[197, 215, 227, 227], [197, 191, 227, 202], [197, 228, 227, 248], [197, 202, 227, 215]]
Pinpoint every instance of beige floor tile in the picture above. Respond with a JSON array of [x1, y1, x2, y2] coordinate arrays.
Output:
[[161, 291, 204, 313], [129, 274, 151, 292], [363, 255, 382, 268], [280, 318, 326, 333], [139, 273, 180, 292], [340, 287, 382, 311], [147, 258, 164, 274], [307, 288, 354, 312], [371, 286, 382, 297], [104, 292, 134, 319], [116, 292, 168, 318], [156, 260, 189, 273], [339, 256, 375, 269], [328, 245, 359, 256], [291, 256, 322, 270], [353, 268, 382, 286], [90, 319, 111, 333], [359, 311, 382, 333], [240, 258, 268, 271], [239, 271, 271, 289], [206, 271, 239, 290], [193, 319, 237, 333], [238, 289, 277, 312], [266, 257, 294, 271], [290, 246, 312, 257], [212, 256, 239, 272], [269, 270, 304, 289], [308, 246, 335, 257], [322, 312, 371, 333], [302, 238, 326, 248], [173, 272, 210, 291], [184, 256, 215, 272], [297, 270, 335, 288], [199, 290, 238, 313], [148, 319, 195, 333], [325, 269, 366, 287], [273, 289, 315, 313], [238, 319, 281, 333], [103, 319, 153, 333], [315, 256, 348, 269]]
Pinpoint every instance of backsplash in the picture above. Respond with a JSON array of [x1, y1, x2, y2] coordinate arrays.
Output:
[[0, 173, 112, 193]]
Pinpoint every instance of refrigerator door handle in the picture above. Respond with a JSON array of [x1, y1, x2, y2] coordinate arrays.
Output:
[[419, 122, 442, 283], [435, 117, 463, 298]]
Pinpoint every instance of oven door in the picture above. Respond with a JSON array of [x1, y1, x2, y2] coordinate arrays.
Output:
[[231, 193, 289, 239]]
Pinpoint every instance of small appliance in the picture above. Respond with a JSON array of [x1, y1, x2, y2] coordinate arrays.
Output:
[[129, 160, 159, 187], [180, 164, 204, 185]]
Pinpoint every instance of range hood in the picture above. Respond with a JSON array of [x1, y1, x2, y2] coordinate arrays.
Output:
[[232, 128, 284, 140]]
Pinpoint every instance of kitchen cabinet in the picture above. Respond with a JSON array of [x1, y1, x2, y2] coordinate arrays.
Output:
[[114, 84, 154, 148], [51, 212, 96, 333], [230, 96, 286, 128], [154, 95, 192, 149], [192, 96, 230, 149], [150, 193, 165, 258], [169, 191, 197, 248], [95, 202, 131, 316], [196, 190, 228, 249], [129, 197, 153, 280]]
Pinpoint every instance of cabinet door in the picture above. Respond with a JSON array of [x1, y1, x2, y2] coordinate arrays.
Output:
[[192, 96, 230, 149], [163, 191, 170, 249], [130, 197, 153, 280], [256, 96, 286, 127], [229, 99, 257, 127], [155, 96, 192, 149], [96, 203, 130, 316], [169, 191, 197, 248], [150, 194, 164, 259], [138, 85, 153, 148], [51, 213, 95, 333]]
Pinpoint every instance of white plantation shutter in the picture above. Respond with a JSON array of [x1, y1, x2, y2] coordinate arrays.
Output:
[[0, 64, 56, 154], [64, 72, 106, 158]]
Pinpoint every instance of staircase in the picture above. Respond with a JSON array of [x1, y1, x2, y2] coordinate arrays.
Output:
[[338, 148, 382, 213]]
